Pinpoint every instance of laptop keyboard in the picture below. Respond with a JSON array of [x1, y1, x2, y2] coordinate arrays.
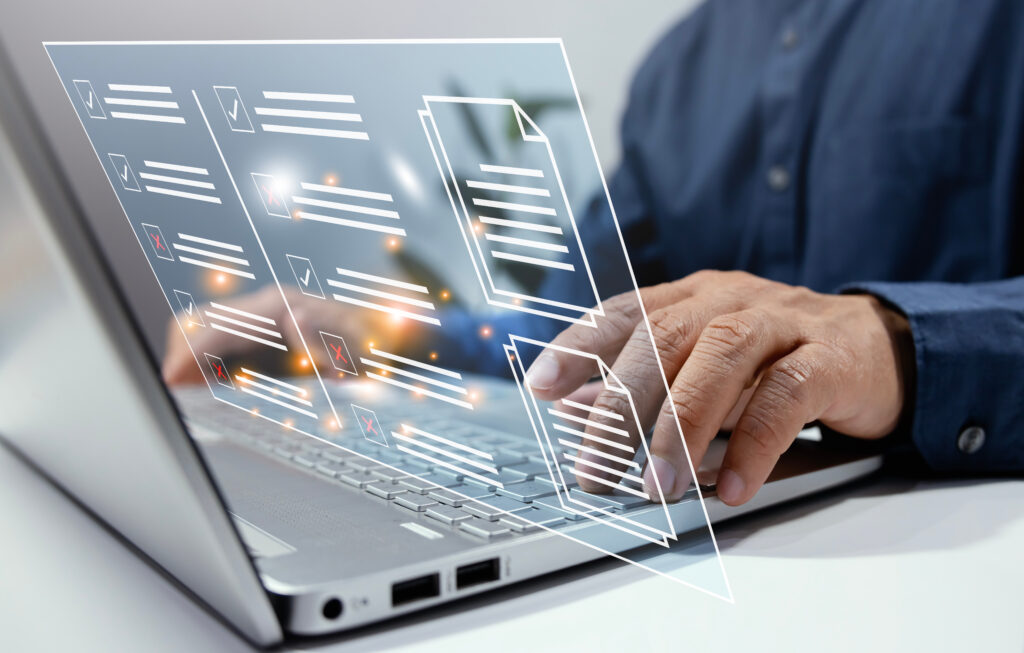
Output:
[[197, 405, 657, 542]]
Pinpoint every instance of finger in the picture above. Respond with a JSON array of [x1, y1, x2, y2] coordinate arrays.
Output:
[[525, 283, 690, 400], [647, 309, 799, 501], [163, 316, 205, 385], [569, 297, 726, 493], [716, 343, 840, 505]]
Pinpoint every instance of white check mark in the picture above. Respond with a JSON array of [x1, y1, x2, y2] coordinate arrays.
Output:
[[300, 268, 311, 286], [229, 98, 239, 121], [185, 302, 194, 316], [86, 91, 94, 109], [121, 164, 129, 182]]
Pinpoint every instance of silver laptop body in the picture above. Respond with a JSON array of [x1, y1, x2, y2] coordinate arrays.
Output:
[[0, 42, 883, 646]]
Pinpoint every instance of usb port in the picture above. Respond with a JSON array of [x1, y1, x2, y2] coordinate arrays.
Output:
[[456, 558, 500, 589], [391, 573, 440, 606]]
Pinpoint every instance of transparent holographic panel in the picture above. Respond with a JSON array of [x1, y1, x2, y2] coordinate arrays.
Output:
[[46, 40, 729, 599]]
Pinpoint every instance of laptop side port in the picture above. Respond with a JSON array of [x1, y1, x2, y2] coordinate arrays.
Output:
[[391, 573, 441, 606], [456, 558, 500, 589]]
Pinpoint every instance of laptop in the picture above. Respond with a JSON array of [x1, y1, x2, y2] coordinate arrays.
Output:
[[0, 38, 884, 646]]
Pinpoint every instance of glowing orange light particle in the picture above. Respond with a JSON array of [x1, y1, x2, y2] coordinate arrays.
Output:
[[429, 351, 438, 361], [440, 289, 450, 301], [479, 325, 493, 338]]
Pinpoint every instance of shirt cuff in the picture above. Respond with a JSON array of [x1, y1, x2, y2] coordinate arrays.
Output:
[[838, 280, 1024, 472]]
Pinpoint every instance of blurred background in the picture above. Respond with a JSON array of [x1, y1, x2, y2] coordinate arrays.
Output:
[[0, 0, 703, 356]]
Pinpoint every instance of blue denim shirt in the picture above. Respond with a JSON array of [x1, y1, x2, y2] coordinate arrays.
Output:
[[438, 0, 1024, 472]]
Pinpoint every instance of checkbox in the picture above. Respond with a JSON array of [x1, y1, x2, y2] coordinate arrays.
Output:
[[73, 80, 106, 119], [286, 254, 325, 299], [174, 289, 205, 327], [251, 172, 291, 218], [141, 223, 174, 261], [319, 331, 358, 375], [108, 153, 141, 192], [214, 86, 254, 133], [204, 353, 234, 388]]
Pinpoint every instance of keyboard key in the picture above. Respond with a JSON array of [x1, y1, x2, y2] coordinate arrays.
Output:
[[501, 506, 566, 532], [463, 495, 531, 521], [272, 444, 302, 458], [366, 481, 407, 500], [371, 468, 410, 483], [428, 485, 489, 507], [425, 505, 473, 525], [501, 462, 550, 481], [496, 481, 558, 503], [569, 488, 652, 511], [488, 452, 528, 468], [412, 472, 463, 488], [399, 477, 440, 494], [530, 496, 590, 521], [394, 494, 438, 512], [292, 453, 318, 468], [459, 518, 513, 540], [347, 457, 384, 472], [339, 471, 376, 489], [321, 448, 354, 464], [315, 461, 353, 478]]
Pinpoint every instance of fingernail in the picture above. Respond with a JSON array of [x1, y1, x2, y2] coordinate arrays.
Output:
[[643, 454, 678, 501], [716, 468, 746, 505], [525, 353, 560, 390]]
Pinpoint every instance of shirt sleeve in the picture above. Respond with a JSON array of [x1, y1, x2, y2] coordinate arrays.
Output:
[[840, 277, 1024, 471]]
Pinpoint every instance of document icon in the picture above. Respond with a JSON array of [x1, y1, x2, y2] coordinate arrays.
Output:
[[420, 97, 604, 326], [506, 335, 676, 547]]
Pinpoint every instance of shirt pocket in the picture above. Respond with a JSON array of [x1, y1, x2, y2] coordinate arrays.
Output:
[[805, 118, 993, 287]]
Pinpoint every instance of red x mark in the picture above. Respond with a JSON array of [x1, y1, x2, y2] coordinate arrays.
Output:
[[149, 233, 166, 251], [212, 362, 228, 380], [361, 415, 378, 435], [328, 343, 348, 364], [261, 184, 279, 206]]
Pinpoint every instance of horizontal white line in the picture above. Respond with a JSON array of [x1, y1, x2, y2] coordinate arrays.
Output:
[[334, 268, 427, 294], [300, 182, 392, 203], [103, 97, 179, 109], [238, 386, 317, 419], [291, 196, 399, 219], [559, 398, 624, 422], [393, 433, 497, 474], [295, 211, 407, 236], [570, 467, 650, 499], [368, 347, 462, 379], [177, 256, 256, 279], [239, 367, 304, 394], [548, 409, 630, 437], [491, 250, 575, 271], [235, 376, 312, 407], [111, 111, 185, 124], [466, 180, 550, 197], [327, 279, 435, 310], [172, 244, 249, 265], [564, 453, 644, 485], [360, 359, 467, 395], [332, 294, 441, 326], [146, 186, 221, 203], [177, 233, 242, 251], [210, 323, 287, 351], [399, 424, 493, 460], [472, 197, 556, 216], [139, 173, 215, 189], [479, 163, 544, 178], [144, 161, 209, 175], [262, 91, 355, 103], [478, 215, 563, 235], [261, 124, 369, 140], [556, 439, 639, 469], [367, 372, 472, 409], [484, 233, 569, 253], [108, 84, 172, 93], [396, 444, 502, 488], [208, 302, 275, 325], [253, 106, 362, 121], [204, 312, 283, 339], [551, 424, 634, 453]]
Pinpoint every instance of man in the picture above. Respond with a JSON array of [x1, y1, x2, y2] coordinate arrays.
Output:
[[166, 0, 1024, 507]]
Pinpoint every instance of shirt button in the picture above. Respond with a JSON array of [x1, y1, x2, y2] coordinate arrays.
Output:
[[957, 426, 986, 454], [767, 165, 790, 191], [781, 27, 799, 50]]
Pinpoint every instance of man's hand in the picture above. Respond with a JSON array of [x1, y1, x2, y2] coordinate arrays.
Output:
[[525, 270, 912, 506]]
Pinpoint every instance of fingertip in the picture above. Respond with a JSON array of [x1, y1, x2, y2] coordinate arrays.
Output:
[[525, 352, 560, 394], [715, 468, 748, 505]]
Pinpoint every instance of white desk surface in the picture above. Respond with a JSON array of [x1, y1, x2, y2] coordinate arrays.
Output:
[[2, 443, 1022, 653]]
